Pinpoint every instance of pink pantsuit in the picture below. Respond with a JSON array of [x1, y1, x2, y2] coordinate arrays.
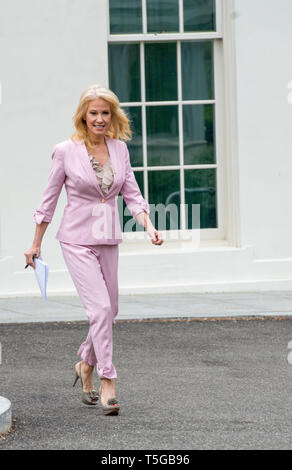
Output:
[[33, 137, 150, 379]]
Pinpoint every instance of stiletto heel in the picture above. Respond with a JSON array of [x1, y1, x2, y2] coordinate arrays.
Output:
[[73, 362, 99, 406], [73, 372, 79, 387]]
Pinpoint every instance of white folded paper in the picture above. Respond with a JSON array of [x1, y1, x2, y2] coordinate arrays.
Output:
[[34, 255, 49, 302]]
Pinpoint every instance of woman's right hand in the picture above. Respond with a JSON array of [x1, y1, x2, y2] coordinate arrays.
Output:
[[24, 246, 41, 270]]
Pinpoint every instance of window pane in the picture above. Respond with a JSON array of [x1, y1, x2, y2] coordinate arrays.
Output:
[[183, 104, 215, 165], [181, 41, 214, 100], [121, 106, 143, 167], [109, 0, 142, 34], [184, 0, 216, 32], [148, 170, 181, 230], [122, 171, 145, 232], [185, 169, 217, 229], [147, 0, 179, 33], [147, 105, 179, 166], [145, 43, 177, 101], [108, 44, 141, 103]]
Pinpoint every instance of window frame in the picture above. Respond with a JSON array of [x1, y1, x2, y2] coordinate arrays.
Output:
[[107, 0, 227, 243]]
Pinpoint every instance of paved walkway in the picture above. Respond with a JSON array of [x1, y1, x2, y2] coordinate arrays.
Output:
[[0, 291, 291, 449], [1, 290, 292, 323], [0, 317, 291, 449]]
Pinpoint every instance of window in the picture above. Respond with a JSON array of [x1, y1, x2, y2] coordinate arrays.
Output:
[[108, 0, 223, 237]]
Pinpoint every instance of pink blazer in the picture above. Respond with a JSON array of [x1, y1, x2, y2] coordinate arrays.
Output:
[[33, 136, 150, 244]]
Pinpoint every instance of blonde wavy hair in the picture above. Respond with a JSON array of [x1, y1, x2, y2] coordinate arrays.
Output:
[[71, 84, 132, 151]]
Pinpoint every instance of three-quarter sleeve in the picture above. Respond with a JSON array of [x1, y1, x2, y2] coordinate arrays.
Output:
[[33, 145, 66, 225], [120, 143, 150, 219]]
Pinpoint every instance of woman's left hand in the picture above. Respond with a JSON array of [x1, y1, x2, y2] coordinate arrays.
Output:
[[135, 212, 163, 245], [147, 228, 163, 245]]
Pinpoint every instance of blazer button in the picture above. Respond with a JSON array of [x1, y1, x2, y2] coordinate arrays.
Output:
[[101, 198, 105, 203]]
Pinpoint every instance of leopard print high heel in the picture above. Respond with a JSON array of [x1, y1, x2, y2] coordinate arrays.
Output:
[[98, 385, 119, 415], [73, 362, 99, 405]]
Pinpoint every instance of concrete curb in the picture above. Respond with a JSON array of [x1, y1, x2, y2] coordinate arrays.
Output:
[[0, 396, 12, 433]]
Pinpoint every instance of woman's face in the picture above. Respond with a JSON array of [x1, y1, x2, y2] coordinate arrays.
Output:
[[84, 98, 112, 140]]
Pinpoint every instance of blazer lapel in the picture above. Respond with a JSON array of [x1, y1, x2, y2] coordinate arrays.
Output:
[[80, 140, 108, 198], [104, 136, 118, 198], [80, 136, 119, 199]]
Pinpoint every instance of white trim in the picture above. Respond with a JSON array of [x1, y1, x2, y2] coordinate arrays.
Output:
[[5, 278, 292, 298], [140, 41, 145, 103], [108, 32, 222, 43], [179, 0, 184, 34], [132, 164, 217, 171], [104, 0, 110, 86], [121, 100, 216, 106], [216, 0, 223, 35], [213, 39, 226, 240], [121, 228, 225, 242], [177, 39, 186, 229], [118, 279, 292, 296], [141, 0, 147, 34], [221, 0, 241, 247], [140, 41, 148, 202]]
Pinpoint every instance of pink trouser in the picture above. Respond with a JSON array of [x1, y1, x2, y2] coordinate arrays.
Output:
[[59, 241, 119, 379]]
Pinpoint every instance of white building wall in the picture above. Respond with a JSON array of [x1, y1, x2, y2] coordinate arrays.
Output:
[[1, 0, 292, 297], [0, 0, 109, 295], [233, 0, 292, 260]]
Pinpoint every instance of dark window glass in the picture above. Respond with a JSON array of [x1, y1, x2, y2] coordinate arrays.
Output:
[[121, 171, 145, 232], [147, 106, 179, 166], [109, 0, 142, 34], [184, 0, 216, 32], [184, 169, 217, 229], [181, 41, 214, 100], [148, 170, 181, 230], [147, 0, 179, 33], [145, 42, 177, 101], [121, 106, 143, 167], [183, 104, 216, 165], [108, 44, 141, 103]]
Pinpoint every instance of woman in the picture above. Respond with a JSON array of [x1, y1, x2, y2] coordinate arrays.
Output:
[[24, 84, 163, 416]]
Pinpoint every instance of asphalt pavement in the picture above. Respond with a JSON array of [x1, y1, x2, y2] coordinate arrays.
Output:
[[0, 315, 291, 450]]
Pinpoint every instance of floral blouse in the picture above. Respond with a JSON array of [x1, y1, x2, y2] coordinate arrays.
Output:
[[88, 154, 115, 195]]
